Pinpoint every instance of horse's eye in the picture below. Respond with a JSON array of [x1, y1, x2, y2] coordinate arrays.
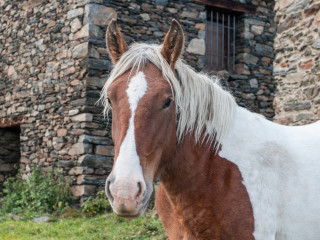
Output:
[[107, 97, 112, 107], [162, 97, 173, 109]]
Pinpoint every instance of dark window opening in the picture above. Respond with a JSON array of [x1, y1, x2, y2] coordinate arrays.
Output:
[[205, 7, 240, 72], [0, 126, 21, 196]]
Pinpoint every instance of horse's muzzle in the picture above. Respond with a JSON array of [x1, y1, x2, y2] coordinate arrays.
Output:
[[105, 175, 149, 217]]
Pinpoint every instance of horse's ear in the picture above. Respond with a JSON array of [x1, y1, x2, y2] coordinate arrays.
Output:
[[161, 19, 184, 69], [106, 20, 128, 64]]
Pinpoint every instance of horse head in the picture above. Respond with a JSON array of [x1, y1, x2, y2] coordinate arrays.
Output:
[[103, 20, 184, 217]]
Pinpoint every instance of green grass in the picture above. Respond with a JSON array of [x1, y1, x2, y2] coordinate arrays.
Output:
[[0, 212, 166, 240]]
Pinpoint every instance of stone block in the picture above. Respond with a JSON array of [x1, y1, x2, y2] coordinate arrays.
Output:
[[237, 53, 259, 65], [89, 47, 100, 59], [84, 168, 94, 174], [70, 185, 97, 196], [198, 30, 205, 39], [57, 129, 67, 137], [74, 24, 104, 40], [295, 113, 314, 122], [195, 23, 205, 30], [79, 135, 113, 145], [156, 0, 168, 6], [81, 58, 111, 71], [58, 160, 77, 168], [283, 101, 311, 111], [71, 113, 93, 122], [68, 167, 84, 175], [186, 39, 205, 55], [249, 78, 259, 88], [86, 77, 106, 89], [77, 175, 107, 185], [94, 168, 107, 175], [299, 59, 313, 69], [312, 40, 320, 49], [68, 143, 93, 155], [0, 164, 15, 172], [72, 42, 88, 59], [84, 4, 116, 26], [95, 145, 114, 156], [180, 11, 198, 19], [68, 109, 80, 116], [22, 0, 42, 10], [255, 44, 274, 58], [7, 66, 17, 79], [235, 63, 250, 75], [78, 154, 113, 168], [70, 17, 82, 33], [251, 25, 264, 35], [140, 13, 150, 21], [167, 8, 177, 13], [67, 8, 84, 20]]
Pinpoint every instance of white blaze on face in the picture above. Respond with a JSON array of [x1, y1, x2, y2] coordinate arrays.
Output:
[[113, 71, 147, 182]]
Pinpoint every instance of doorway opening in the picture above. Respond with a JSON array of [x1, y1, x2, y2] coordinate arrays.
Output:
[[0, 126, 21, 196]]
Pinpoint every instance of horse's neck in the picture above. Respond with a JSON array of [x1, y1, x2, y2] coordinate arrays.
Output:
[[161, 134, 217, 195], [159, 126, 255, 238], [160, 106, 267, 195]]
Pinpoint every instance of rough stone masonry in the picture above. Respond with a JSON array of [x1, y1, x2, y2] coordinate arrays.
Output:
[[273, 0, 320, 125], [0, 0, 116, 197]]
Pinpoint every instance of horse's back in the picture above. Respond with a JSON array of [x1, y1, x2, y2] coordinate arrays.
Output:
[[220, 108, 320, 240]]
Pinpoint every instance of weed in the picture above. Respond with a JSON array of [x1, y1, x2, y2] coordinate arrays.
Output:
[[0, 167, 74, 218], [81, 190, 112, 215]]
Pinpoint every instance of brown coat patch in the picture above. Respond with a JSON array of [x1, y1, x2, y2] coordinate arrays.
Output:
[[156, 135, 254, 240]]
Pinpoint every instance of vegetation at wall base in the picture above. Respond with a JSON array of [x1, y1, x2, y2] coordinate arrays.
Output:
[[0, 167, 74, 218], [80, 190, 112, 215], [0, 168, 166, 239]]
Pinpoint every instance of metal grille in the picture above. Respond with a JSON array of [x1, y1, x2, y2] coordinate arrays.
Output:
[[205, 9, 236, 72]]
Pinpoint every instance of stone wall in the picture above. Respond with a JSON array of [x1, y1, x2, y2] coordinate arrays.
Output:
[[0, 0, 115, 197], [230, 0, 276, 118], [103, 0, 276, 119], [273, 0, 320, 125]]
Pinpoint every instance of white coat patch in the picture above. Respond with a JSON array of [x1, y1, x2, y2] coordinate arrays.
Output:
[[219, 107, 320, 240], [113, 72, 147, 183]]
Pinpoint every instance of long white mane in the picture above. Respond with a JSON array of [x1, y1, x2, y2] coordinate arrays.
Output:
[[100, 43, 237, 147]]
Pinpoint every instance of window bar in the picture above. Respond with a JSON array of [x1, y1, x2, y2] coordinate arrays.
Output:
[[227, 14, 230, 71], [222, 13, 224, 70], [216, 12, 219, 70], [210, 10, 213, 68], [209, 11, 213, 68], [233, 15, 236, 71], [205, 11, 207, 68]]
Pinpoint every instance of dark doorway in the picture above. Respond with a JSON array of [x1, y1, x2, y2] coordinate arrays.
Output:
[[0, 127, 21, 195]]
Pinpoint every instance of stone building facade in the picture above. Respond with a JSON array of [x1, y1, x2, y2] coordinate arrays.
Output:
[[273, 0, 320, 125], [104, 0, 276, 119], [0, 0, 318, 197], [0, 0, 116, 196]]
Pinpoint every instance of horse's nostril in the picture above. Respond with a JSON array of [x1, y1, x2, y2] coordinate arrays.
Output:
[[136, 182, 142, 198], [106, 180, 114, 203]]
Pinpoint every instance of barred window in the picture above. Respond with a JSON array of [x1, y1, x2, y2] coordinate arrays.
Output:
[[205, 8, 236, 72], [195, 0, 256, 72]]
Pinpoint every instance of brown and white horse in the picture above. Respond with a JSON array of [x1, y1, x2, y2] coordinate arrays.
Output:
[[101, 20, 320, 240]]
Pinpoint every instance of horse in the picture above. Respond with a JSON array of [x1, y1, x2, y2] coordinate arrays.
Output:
[[100, 19, 320, 240]]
